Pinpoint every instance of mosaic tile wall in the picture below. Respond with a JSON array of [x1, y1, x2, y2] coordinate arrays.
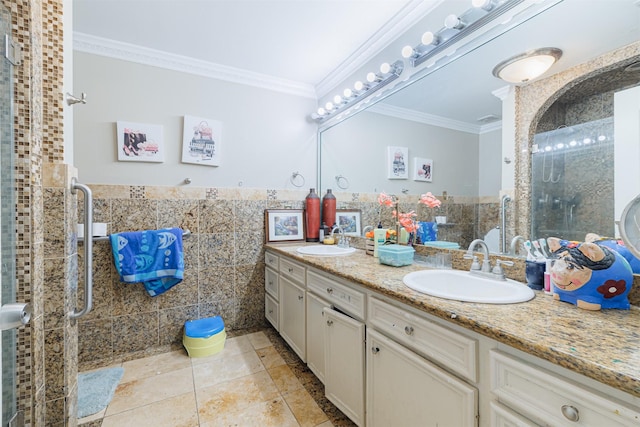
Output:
[[5, 0, 67, 425]]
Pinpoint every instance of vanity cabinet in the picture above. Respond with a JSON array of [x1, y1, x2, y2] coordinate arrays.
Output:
[[278, 257, 307, 362], [306, 291, 329, 383], [324, 306, 366, 427], [490, 350, 640, 426], [264, 252, 279, 330], [367, 328, 478, 426]]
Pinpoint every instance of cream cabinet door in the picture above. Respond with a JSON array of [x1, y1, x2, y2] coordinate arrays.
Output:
[[366, 328, 478, 427], [279, 275, 306, 362], [306, 292, 329, 383], [324, 307, 365, 427]]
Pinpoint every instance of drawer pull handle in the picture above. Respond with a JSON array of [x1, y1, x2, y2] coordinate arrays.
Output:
[[268, 280, 273, 286], [327, 320, 334, 326], [326, 287, 334, 294], [404, 326, 414, 335], [298, 295, 304, 301], [288, 268, 294, 273], [268, 309, 273, 314], [371, 346, 380, 354], [561, 405, 579, 422]]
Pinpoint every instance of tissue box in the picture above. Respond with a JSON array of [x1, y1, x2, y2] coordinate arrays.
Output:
[[378, 244, 415, 267]]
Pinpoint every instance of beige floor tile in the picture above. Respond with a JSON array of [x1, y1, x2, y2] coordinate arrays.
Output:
[[283, 388, 329, 427], [256, 346, 286, 369], [268, 364, 303, 394], [200, 397, 299, 427], [121, 350, 192, 383], [101, 392, 198, 427], [196, 370, 280, 421], [105, 367, 194, 416], [192, 348, 265, 390], [246, 331, 272, 349], [315, 421, 334, 427]]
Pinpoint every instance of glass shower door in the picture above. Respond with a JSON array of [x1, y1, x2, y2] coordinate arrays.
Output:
[[0, 3, 18, 425]]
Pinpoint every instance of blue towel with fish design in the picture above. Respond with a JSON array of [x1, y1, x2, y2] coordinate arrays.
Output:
[[109, 228, 184, 297]]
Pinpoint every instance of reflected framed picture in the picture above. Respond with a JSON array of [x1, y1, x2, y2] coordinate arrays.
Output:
[[387, 146, 409, 179], [335, 209, 361, 236], [182, 115, 223, 166], [116, 121, 164, 162], [265, 209, 306, 243], [414, 157, 433, 182]]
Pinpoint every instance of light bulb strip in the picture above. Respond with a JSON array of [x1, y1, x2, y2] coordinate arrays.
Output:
[[410, 0, 524, 68], [313, 60, 404, 122]]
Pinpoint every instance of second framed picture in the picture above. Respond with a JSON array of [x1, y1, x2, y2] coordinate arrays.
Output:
[[414, 157, 433, 182], [336, 209, 361, 236]]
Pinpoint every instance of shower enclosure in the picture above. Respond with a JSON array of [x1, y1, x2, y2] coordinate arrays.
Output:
[[531, 117, 615, 241]]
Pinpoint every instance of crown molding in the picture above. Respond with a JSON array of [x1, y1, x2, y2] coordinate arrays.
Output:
[[73, 32, 317, 99], [314, 0, 444, 98], [368, 103, 504, 134]]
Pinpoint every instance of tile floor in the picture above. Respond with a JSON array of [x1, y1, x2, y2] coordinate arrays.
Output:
[[78, 327, 356, 427]]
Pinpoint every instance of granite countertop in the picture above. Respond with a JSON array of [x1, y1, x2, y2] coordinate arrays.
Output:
[[266, 243, 640, 399]]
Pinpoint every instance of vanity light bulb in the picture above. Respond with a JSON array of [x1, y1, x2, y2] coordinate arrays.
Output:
[[472, 0, 494, 10], [366, 72, 378, 83], [598, 134, 606, 142], [333, 95, 342, 105], [544, 145, 552, 152], [317, 107, 326, 116], [421, 31, 437, 46], [583, 137, 592, 144], [444, 14, 465, 30], [401, 45, 415, 58], [343, 88, 353, 98], [325, 102, 334, 111], [556, 143, 565, 149], [569, 140, 577, 147], [380, 62, 391, 74], [354, 81, 364, 91]]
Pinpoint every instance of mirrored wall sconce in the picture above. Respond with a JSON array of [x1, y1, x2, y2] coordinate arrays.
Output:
[[311, 60, 404, 122], [401, 0, 518, 68]]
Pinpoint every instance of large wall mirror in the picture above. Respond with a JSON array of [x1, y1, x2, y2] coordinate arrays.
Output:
[[319, 0, 640, 255]]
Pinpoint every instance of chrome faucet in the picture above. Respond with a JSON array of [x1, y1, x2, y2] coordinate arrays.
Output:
[[510, 235, 526, 257], [464, 239, 492, 273], [331, 225, 350, 248]]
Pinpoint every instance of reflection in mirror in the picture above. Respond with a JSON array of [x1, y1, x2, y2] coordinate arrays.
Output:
[[530, 61, 640, 243]]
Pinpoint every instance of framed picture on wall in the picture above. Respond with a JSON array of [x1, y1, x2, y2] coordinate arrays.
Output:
[[387, 146, 409, 179], [265, 209, 306, 242], [181, 115, 223, 166], [116, 121, 164, 162], [335, 209, 361, 236], [414, 158, 433, 182]]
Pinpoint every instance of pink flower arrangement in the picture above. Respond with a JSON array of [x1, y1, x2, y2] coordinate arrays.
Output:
[[377, 192, 442, 236]]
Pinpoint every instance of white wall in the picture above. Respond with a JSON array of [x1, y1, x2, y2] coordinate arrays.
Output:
[[73, 52, 318, 188], [321, 111, 480, 196], [478, 127, 502, 197], [614, 85, 640, 230]]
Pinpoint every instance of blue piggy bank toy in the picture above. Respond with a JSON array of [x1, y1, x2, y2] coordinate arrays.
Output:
[[584, 233, 640, 274], [547, 237, 633, 310]]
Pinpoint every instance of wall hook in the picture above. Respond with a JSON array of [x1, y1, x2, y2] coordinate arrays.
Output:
[[66, 92, 87, 106]]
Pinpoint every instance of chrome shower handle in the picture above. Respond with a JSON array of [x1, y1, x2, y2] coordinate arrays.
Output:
[[70, 178, 93, 319]]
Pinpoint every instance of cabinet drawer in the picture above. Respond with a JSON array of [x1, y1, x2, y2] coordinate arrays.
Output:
[[307, 270, 365, 320], [368, 296, 477, 382], [265, 266, 279, 299], [491, 350, 640, 426], [265, 251, 279, 270], [265, 293, 279, 331], [280, 258, 306, 284], [489, 401, 538, 427]]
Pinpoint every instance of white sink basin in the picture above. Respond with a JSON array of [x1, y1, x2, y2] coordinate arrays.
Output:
[[296, 245, 356, 256], [402, 270, 534, 304]]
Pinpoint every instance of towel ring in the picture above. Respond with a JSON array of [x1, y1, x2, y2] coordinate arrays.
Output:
[[290, 172, 305, 187], [335, 175, 349, 190]]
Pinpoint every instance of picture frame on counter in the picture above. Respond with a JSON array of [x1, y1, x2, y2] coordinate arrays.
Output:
[[265, 209, 306, 243], [336, 209, 361, 236]]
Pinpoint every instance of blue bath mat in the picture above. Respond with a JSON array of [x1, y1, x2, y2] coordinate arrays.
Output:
[[77, 367, 124, 418]]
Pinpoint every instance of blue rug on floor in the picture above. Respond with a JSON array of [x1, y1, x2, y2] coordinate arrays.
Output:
[[77, 367, 124, 418]]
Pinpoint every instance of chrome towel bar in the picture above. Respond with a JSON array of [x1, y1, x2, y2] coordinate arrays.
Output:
[[78, 229, 191, 243], [70, 178, 93, 320]]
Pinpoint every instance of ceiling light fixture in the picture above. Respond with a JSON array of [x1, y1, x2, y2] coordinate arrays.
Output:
[[492, 47, 562, 84]]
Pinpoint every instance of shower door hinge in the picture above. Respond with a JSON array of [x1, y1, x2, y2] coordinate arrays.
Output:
[[4, 34, 22, 66]]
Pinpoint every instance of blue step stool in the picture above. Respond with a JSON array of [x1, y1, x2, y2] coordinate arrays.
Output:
[[183, 316, 226, 357]]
